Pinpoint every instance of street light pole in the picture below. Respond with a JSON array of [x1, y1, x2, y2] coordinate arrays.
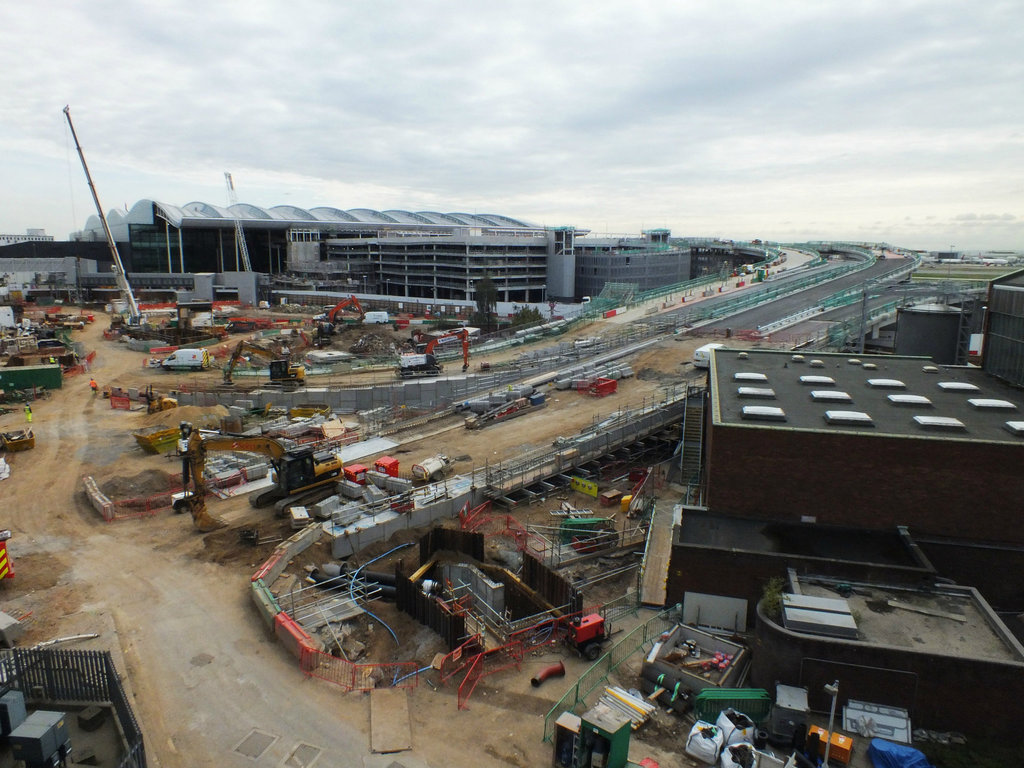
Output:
[[823, 680, 839, 767]]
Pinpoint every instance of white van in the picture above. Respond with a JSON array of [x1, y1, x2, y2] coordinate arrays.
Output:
[[161, 348, 211, 371], [692, 343, 725, 369], [363, 311, 390, 324]]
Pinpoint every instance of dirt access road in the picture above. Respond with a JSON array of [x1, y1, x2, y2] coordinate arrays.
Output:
[[0, 311, 743, 768]]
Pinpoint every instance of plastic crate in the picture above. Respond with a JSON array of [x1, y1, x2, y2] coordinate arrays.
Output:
[[693, 688, 773, 725]]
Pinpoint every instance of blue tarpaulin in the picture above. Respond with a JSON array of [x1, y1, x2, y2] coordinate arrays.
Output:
[[868, 738, 934, 768]]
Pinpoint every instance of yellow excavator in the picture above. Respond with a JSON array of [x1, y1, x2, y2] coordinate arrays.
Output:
[[175, 422, 344, 531], [222, 339, 305, 386], [143, 384, 178, 414]]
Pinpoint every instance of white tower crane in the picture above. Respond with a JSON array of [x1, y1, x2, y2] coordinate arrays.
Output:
[[224, 172, 253, 272]]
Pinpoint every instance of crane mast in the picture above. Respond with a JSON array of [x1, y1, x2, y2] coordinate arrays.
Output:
[[224, 172, 253, 271], [62, 106, 141, 325]]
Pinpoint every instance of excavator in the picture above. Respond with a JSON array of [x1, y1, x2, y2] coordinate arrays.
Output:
[[397, 328, 472, 377], [223, 339, 305, 386], [174, 422, 344, 531], [317, 295, 365, 326], [143, 384, 178, 414]]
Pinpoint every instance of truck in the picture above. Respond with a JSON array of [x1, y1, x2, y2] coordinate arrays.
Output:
[[161, 348, 211, 371], [692, 343, 725, 369], [397, 353, 441, 378], [411, 454, 454, 482]]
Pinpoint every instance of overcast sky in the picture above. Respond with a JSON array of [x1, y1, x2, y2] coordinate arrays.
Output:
[[2, 1, 1022, 251]]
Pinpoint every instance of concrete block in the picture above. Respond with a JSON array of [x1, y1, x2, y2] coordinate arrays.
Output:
[[0, 611, 25, 648], [339, 479, 363, 499]]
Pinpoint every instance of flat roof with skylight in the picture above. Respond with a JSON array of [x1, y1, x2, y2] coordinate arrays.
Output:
[[709, 348, 1024, 443]]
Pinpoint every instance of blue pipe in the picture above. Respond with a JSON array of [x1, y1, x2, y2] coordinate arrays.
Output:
[[349, 542, 415, 647]]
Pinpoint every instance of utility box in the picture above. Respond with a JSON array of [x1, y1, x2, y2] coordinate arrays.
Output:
[[9, 709, 70, 766], [771, 683, 809, 743], [0, 689, 27, 735]]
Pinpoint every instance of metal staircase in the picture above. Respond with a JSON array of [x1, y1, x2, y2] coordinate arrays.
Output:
[[679, 389, 708, 505]]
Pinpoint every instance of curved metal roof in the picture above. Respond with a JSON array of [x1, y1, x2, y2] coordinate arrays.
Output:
[[86, 199, 541, 234]]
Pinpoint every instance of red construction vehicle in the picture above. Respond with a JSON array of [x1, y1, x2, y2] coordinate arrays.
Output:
[[319, 295, 365, 325], [564, 613, 611, 661], [420, 328, 472, 372]]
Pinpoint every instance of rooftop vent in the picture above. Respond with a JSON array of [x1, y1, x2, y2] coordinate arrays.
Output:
[[799, 375, 836, 386], [968, 398, 1017, 410], [733, 372, 768, 382], [868, 378, 906, 389], [938, 381, 980, 392], [922, 365, 940, 374], [791, 355, 805, 363], [809, 359, 825, 368], [888, 394, 933, 407], [741, 405, 786, 422], [862, 363, 878, 370], [913, 415, 967, 431], [737, 387, 776, 399], [847, 359, 862, 365], [1004, 421, 1024, 436], [824, 410, 874, 426], [811, 390, 853, 402]]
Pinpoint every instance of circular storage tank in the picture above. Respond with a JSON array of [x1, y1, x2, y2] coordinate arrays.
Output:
[[895, 304, 963, 364]]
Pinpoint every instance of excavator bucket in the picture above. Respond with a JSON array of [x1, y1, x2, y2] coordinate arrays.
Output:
[[192, 507, 226, 532]]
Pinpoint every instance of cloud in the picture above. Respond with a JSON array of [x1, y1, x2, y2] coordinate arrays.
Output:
[[0, 1, 1022, 250]]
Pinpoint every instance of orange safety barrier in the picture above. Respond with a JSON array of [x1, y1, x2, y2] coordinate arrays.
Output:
[[299, 643, 420, 691], [274, 612, 315, 660], [109, 395, 131, 410], [149, 345, 178, 355]]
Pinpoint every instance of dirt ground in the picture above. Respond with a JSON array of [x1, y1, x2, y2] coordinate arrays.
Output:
[[0, 308, 764, 768]]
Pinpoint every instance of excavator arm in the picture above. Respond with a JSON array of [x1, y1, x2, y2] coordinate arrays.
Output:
[[326, 295, 364, 323], [176, 423, 289, 531], [223, 340, 305, 385], [424, 329, 471, 372]]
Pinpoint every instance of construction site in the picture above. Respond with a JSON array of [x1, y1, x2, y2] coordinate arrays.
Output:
[[1, 170, 1019, 768]]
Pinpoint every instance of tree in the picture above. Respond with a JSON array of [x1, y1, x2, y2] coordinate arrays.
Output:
[[509, 305, 543, 328], [473, 275, 498, 331]]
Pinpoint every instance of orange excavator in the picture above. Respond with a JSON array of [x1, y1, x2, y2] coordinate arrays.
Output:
[[318, 295, 365, 325], [398, 328, 472, 377]]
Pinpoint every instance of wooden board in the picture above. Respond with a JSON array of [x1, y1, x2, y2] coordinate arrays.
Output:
[[369, 688, 412, 754]]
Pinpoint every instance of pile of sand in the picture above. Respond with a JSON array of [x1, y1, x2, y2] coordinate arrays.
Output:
[[140, 404, 229, 430]]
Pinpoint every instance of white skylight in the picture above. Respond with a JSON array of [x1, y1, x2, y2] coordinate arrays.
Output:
[[824, 410, 874, 426], [938, 381, 980, 392], [1004, 422, 1024, 436], [811, 390, 853, 402], [914, 415, 967, 430], [968, 398, 1017, 410], [799, 375, 835, 386], [809, 359, 825, 368], [862, 363, 878, 370], [737, 387, 776, 398], [741, 405, 786, 421], [734, 372, 768, 382], [867, 378, 906, 389], [922, 365, 940, 373], [888, 394, 933, 407]]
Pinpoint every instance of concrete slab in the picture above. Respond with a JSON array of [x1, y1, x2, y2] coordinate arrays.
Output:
[[369, 688, 412, 754]]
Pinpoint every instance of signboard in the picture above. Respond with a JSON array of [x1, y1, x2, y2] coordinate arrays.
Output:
[[570, 476, 599, 498]]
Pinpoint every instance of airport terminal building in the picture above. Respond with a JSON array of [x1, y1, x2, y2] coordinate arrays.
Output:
[[71, 199, 694, 303]]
